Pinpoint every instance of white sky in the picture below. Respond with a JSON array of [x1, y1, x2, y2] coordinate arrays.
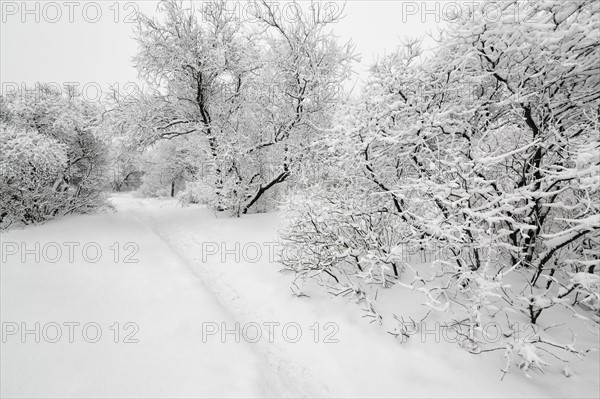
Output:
[[0, 1, 447, 98]]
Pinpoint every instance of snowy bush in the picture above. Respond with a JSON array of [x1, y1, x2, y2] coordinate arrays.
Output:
[[177, 181, 215, 206], [0, 129, 69, 227], [279, 0, 600, 377], [0, 86, 109, 228]]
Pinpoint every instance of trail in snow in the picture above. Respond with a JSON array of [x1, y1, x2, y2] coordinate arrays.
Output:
[[111, 195, 334, 398], [1, 199, 262, 398]]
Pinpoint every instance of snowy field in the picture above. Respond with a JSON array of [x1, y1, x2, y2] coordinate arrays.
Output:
[[1, 0, 599, 397], [1, 193, 598, 398]]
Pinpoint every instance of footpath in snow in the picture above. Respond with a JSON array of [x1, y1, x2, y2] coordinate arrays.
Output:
[[1, 193, 598, 398], [1, 197, 261, 397]]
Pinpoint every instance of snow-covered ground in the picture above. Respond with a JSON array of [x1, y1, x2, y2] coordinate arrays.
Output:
[[1, 193, 598, 398]]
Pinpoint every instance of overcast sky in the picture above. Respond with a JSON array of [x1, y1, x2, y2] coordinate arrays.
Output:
[[1, 1, 444, 97]]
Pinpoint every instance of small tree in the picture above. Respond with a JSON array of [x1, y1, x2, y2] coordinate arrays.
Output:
[[138, 136, 204, 198]]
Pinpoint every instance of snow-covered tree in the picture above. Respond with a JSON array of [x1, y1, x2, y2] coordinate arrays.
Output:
[[279, 0, 599, 376], [114, 0, 355, 215], [138, 135, 205, 198]]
